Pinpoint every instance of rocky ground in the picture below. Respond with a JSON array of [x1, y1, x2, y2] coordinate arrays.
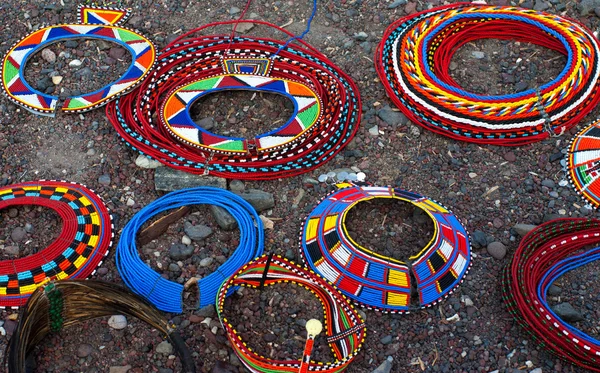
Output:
[[1, 0, 600, 372]]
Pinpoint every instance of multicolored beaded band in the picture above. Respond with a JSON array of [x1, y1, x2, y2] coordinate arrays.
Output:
[[1, 5, 156, 115], [0, 180, 113, 309], [300, 183, 471, 313], [216, 255, 366, 373], [105, 20, 361, 179], [567, 119, 600, 208], [502, 218, 600, 371], [116, 187, 264, 313], [375, 3, 600, 145]]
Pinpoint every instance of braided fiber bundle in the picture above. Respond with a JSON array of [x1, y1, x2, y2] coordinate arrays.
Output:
[[502, 218, 600, 371], [106, 20, 361, 179], [116, 187, 263, 313], [216, 255, 366, 373], [6, 280, 195, 373], [376, 3, 600, 145]]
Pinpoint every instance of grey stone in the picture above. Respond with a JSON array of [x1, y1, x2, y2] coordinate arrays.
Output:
[[353, 32, 368, 41], [471, 51, 485, 59], [184, 222, 212, 241], [513, 224, 537, 237], [263, 333, 277, 342], [380, 335, 393, 344], [541, 179, 555, 188], [533, 0, 549, 11], [552, 302, 584, 322], [156, 341, 173, 354], [377, 105, 406, 126], [388, 0, 407, 8], [369, 125, 379, 136], [109, 47, 126, 60], [11, 227, 26, 242], [229, 179, 245, 192], [168, 263, 181, 273], [41, 48, 56, 63], [154, 167, 226, 191], [515, 81, 529, 92], [371, 356, 393, 373], [3, 246, 19, 256], [24, 223, 33, 233], [195, 117, 215, 130], [547, 284, 562, 296], [234, 189, 274, 212], [64, 40, 79, 48], [471, 230, 487, 249], [77, 344, 94, 358], [169, 243, 195, 260], [210, 205, 237, 230], [580, 0, 600, 16], [108, 315, 127, 330], [135, 154, 162, 169], [230, 6, 241, 14], [98, 174, 111, 185], [199, 257, 214, 267], [487, 241, 507, 260], [196, 304, 217, 318]]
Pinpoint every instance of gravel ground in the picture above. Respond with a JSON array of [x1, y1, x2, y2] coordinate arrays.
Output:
[[1, 0, 600, 372]]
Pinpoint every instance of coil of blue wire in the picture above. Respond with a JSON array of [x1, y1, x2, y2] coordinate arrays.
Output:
[[116, 187, 264, 313]]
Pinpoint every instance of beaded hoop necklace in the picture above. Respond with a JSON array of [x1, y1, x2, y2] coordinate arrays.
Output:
[[106, 7, 361, 179], [300, 183, 471, 313], [502, 218, 600, 372], [567, 119, 600, 208], [116, 187, 264, 313], [6, 280, 196, 373], [0, 180, 113, 309], [216, 255, 366, 373], [375, 3, 600, 145], [1, 5, 156, 116]]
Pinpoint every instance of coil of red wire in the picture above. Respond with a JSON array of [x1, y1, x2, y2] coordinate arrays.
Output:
[[375, 3, 600, 146], [106, 19, 361, 180], [502, 218, 600, 371]]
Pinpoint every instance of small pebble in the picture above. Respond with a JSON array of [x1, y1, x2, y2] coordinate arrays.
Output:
[[108, 315, 127, 330]]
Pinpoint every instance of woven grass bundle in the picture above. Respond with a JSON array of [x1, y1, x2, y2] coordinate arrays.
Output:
[[6, 280, 196, 373]]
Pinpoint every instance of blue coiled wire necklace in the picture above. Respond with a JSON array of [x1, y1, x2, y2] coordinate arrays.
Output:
[[116, 187, 264, 313]]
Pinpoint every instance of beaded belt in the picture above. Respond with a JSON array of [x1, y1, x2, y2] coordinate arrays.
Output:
[[216, 255, 366, 373], [105, 20, 361, 179], [300, 183, 471, 312], [502, 218, 600, 372], [116, 187, 264, 313], [6, 280, 195, 373], [375, 3, 600, 145], [0, 180, 113, 309]]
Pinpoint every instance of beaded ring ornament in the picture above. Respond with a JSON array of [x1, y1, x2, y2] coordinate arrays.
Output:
[[116, 187, 264, 313], [566, 119, 600, 208], [216, 254, 366, 373], [106, 0, 361, 179], [502, 218, 600, 372], [375, 3, 600, 146], [6, 280, 196, 373], [0, 180, 113, 309], [1, 5, 156, 116], [300, 183, 471, 313]]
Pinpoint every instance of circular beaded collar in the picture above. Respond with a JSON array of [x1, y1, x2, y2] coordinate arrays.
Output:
[[0, 180, 113, 309], [375, 3, 600, 145], [300, 183, 471, 313]]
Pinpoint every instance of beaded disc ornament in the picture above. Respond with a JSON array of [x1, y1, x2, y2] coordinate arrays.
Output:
[[566, 119, 600, 208], [1, 5, 156, 116], [502, 218, 600, 371], [116, 187, 264, 313], [106, 1, 361, 179], [300, 183, 471, 313], [217, 255, 366, 373], [375, 3, 600, 145], [0, 180, 113, 309]]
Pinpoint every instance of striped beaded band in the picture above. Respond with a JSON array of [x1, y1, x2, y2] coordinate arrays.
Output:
[[502, 218, 600, 371], [567, 119, 600, 208], [1, 5, 156, 116], [115, 187, 264, 313], [105, 20, 361, 180], [300, 183, 471, 313], [0, 180, 113, 309], [375, 3, 600, 145], [216, 254, 366, 373]]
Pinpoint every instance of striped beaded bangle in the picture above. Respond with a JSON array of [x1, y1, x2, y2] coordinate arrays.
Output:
[[216, 254, 366, 373], [115, 186, 264, 313], [0, 180, 113, 309], [300, 183, 471, 313], [502, 218, 600, 371], [375, 3, 600, 145]]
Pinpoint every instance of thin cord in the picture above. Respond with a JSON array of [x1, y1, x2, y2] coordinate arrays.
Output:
[[272, 0, 318, 58]]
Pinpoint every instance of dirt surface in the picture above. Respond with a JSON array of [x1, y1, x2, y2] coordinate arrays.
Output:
[[1, 0, 600, 373]]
